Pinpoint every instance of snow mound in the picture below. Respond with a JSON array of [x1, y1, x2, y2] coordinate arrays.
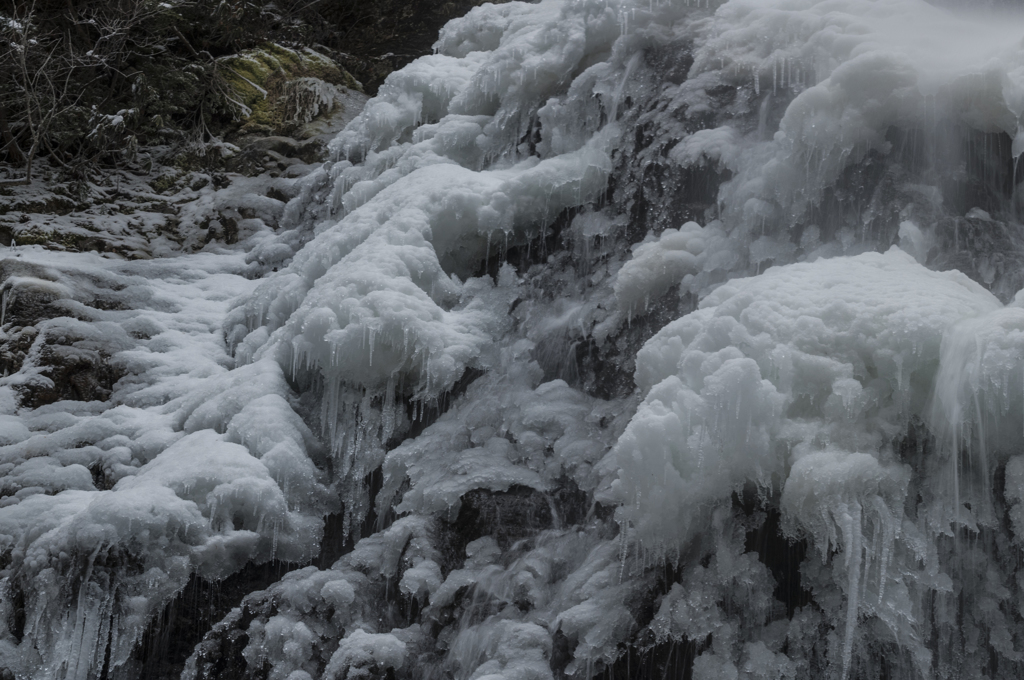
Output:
[[609, 248, 1022, 678], [613, 247, 999, 550]]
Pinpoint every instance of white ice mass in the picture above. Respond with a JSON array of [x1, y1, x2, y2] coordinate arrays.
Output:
[[5, 0, 1024, 679]]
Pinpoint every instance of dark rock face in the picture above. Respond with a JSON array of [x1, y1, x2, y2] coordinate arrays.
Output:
[[137, 562, 298, 680], [0, 324, 36, 380], [0, 260, 66, 328], [186, 609, 256, 680], [16, 336, 122, 407], [1, 259, 127, 407], [452, 487, 554, 550], [225, 137, 330, 177]]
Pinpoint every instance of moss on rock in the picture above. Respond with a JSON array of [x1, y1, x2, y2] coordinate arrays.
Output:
[[219, 43, 361, 139]]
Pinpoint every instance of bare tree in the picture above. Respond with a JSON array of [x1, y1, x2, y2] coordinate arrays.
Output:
[[0, 2, 87, 184], [0, 0, 187, 183]]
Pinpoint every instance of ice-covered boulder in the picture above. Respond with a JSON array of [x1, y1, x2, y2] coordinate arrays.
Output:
[[608, 248, 1015, 679], [612, 248, 999, 551]]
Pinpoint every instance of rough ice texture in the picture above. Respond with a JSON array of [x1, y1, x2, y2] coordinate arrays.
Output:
[[0, 249, 331, 680], [224, 0, 623, 539], [9, 0, 1024, 679], [614, 248, 998, 546]]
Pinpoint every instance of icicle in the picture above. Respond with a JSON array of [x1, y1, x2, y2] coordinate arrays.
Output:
[[874, 497, 895, 605], [0, 286, 10, 327], [382, 376, 397, 443], [608, 52, 642, 123], [839, 502, 862, 680]]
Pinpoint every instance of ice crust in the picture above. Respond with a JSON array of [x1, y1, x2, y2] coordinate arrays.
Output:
[[611, 249, 1024, 678], [0, 251, 328, 679], [8, 0, 1024, 679], [615, 248, 1000, 550]]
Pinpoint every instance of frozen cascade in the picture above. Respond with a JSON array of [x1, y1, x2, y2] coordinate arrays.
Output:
[[7, 0, 1024, 679]]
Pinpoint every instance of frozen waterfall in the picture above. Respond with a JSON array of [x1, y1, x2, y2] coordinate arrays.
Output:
[[5, 0, 1024, 679]]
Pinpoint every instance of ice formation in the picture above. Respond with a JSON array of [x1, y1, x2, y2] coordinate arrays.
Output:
[[7, 0, 1024, 679]]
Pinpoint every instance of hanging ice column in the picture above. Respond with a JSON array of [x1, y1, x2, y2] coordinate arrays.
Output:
[[927, 301, 1024, 530]]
